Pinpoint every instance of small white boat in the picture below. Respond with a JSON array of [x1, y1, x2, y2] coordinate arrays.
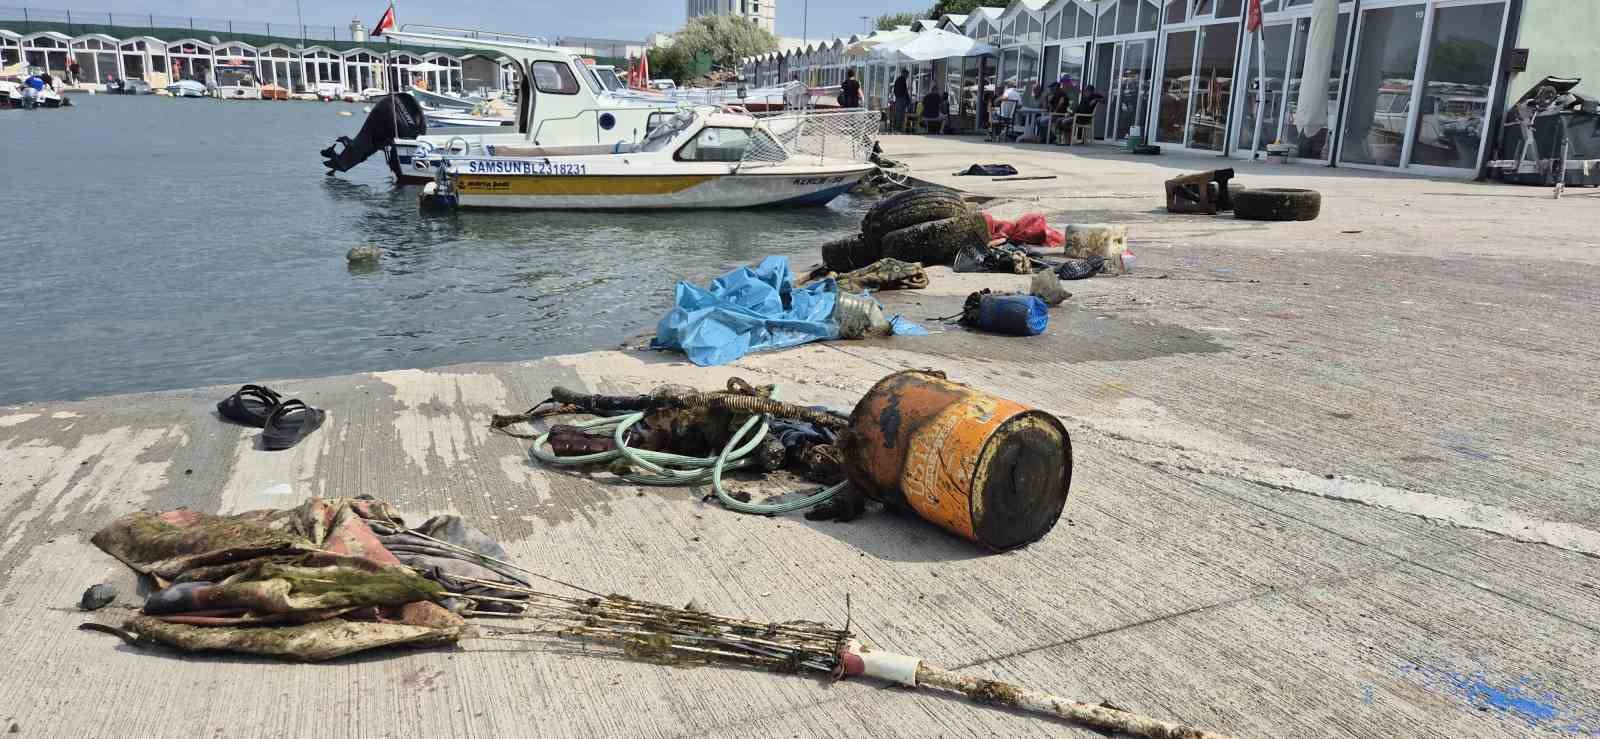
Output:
[[409, 85, 481, 111], [214, 64, 260, 100], [167, 79, 208, 98], [416, 108, 878, 210], [425, 108, 514, 128]]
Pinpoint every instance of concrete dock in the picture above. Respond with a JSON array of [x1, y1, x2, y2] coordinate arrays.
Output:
[[3, 135, 1598, 737]]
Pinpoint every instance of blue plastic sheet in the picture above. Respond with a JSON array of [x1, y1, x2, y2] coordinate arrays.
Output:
[[653, 256, 924, 366]]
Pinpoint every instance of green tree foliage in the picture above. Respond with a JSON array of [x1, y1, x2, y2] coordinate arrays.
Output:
[[876, 12, 919, 30], [671, 15, 780, 71], [926, 0, 1008, 19], [647, 45, 692, 83]]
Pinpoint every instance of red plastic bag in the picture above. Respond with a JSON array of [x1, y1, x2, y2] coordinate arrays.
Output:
[[981, 212, 1063, 247]]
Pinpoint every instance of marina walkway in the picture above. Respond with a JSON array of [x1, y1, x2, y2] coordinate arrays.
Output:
[[2, 136, 1598, 737]]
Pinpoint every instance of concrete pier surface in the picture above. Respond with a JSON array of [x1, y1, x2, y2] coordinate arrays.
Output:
[[4, 136, 1598, 737]]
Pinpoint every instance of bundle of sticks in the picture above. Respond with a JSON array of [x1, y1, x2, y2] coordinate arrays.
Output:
[[409, 530, 1232, 739]]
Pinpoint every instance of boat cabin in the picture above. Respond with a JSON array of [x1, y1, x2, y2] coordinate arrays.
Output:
[[384, 25, 677, 147]]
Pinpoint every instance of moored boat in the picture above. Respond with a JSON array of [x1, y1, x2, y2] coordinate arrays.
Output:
[[415, 108, 878, 210], [321, 25, 681, 183], [166, 79, 207, 98]]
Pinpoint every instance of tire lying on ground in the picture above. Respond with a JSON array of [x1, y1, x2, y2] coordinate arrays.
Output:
[[821, 233, 882, 273], [880, 211, 990, 266], [861, 187, 969, 248], [1233, 187, 1321, 221]]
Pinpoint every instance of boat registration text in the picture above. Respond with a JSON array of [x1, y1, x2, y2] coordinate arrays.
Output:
[[459, 159, 589, 176]]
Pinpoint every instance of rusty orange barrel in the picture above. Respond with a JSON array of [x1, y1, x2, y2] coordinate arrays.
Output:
[[843, 371, 1072, 551]]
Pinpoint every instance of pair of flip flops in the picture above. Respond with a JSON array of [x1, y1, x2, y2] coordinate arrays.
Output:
[[217, 385, 325, 451]]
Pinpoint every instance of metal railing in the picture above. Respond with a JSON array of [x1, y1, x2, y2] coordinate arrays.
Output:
[[0, 6, 338, 42]]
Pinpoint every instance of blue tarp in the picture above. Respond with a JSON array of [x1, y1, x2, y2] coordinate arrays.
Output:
[[653, 256, 923, 366]]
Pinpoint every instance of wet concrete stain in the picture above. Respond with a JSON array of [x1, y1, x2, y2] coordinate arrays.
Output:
[[863, 300, 1226, 365]]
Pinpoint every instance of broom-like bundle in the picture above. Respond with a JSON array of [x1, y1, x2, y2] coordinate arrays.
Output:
[[404, 530, 1234, 739]]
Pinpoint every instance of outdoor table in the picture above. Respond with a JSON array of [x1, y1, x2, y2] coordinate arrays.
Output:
[[1014, 106, 1044, 143]]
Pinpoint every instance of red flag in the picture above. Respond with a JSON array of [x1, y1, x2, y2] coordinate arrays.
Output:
[[372, 4, 396, 37], [1246, 0, 1263, 31], [637, 52, 650, 90]]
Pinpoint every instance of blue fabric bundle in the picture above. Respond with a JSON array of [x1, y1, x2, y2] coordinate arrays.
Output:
[[972, 294, 1049, 336], [653, 256, 925, 366]]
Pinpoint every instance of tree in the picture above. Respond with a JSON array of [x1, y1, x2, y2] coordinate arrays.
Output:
[[876, 12, 919, 30], [926, 0, 1007, 19], [647, 45, 692, 83], [671, 15, 779, 71]]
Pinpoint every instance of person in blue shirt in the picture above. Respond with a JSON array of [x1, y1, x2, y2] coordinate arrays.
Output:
[[22, 74, 44, 109]]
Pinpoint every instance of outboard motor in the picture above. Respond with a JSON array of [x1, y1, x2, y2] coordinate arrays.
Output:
[[321, 93, 427, 177]]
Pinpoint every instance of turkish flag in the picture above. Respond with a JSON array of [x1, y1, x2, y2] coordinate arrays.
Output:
[[373, 4, 396, 37], [1246, 0, 1263, 31]]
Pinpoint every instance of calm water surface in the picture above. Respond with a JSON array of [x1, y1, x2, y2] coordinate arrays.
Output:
[[0, 95, 865, 405]]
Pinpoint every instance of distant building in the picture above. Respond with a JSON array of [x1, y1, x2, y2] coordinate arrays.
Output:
[[556, 36, 647, 60], [686, 0, 776, 34], [349, 18, 367, 44]]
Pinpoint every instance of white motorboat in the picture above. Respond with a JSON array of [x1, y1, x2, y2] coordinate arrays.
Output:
[[214, 64, 261, 100], [167, 79, 208, 98], [409, 84, 480, 111], [415, 108, 879, 210], [425, 108, 515, 128], [322, 25, 681, 183]]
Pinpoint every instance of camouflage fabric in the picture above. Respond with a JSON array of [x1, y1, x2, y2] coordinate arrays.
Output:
[[122, 613, 464, 662], [802, 258, 930, 293], [91, 497, 469, 660]]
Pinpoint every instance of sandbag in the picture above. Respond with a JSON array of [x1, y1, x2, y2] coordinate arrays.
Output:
[[982, 212, 1065, 247]]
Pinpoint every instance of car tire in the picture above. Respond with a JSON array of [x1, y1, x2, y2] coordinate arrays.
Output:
[[821, 234, 880, 272], [881, 211, 990, 266], [861, 188, 969, 247], [1233, 187, 1321, 221]]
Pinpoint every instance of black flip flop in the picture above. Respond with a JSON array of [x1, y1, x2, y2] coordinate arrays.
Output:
[[262, 399, 326, 451], [217, 385, 283, 427]]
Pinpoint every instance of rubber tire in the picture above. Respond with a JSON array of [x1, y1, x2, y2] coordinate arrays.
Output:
[[862, 188, 969, 247], [880, 211, 990, 266], [1233, 187, 1321, 221], [821, 234, 881, 272]]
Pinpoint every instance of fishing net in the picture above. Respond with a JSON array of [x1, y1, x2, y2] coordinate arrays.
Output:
[[743, 110, 882, 166]]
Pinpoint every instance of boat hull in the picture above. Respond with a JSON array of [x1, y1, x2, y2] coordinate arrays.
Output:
[[429, 166, 872, 210]]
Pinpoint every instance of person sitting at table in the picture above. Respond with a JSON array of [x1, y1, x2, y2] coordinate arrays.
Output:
[[919, 88, 947, 134], [1047, 81, 1072, 143], [986, 82, 1009, 140], [1069, 84, 1106, 144]]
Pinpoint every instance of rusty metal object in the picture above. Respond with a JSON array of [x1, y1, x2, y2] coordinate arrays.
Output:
[[1164, 168, 1236, 214], [842, 371, 1072, 550]]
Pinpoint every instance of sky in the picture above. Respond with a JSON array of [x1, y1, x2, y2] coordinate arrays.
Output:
[[67, 0, 933, 43]]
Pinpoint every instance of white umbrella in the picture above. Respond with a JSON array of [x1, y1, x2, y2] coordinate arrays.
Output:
[[408, 61, 447, 73], [845, 31, 915, 60], [882, 28, 997, 63], [1294, 0, 1338, 136]]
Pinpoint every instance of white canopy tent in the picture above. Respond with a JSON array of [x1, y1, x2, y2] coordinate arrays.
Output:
[[879, 28, 997, 63]]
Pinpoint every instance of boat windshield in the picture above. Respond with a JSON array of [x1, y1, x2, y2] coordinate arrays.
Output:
[[595, 68, 623, 92], [216, 65, 256, 87], [637, 111, 696, 152], [572, 56, 606, 96]]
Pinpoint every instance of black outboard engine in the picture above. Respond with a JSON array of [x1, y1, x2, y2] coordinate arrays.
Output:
[[321, 93, 427, 177]]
